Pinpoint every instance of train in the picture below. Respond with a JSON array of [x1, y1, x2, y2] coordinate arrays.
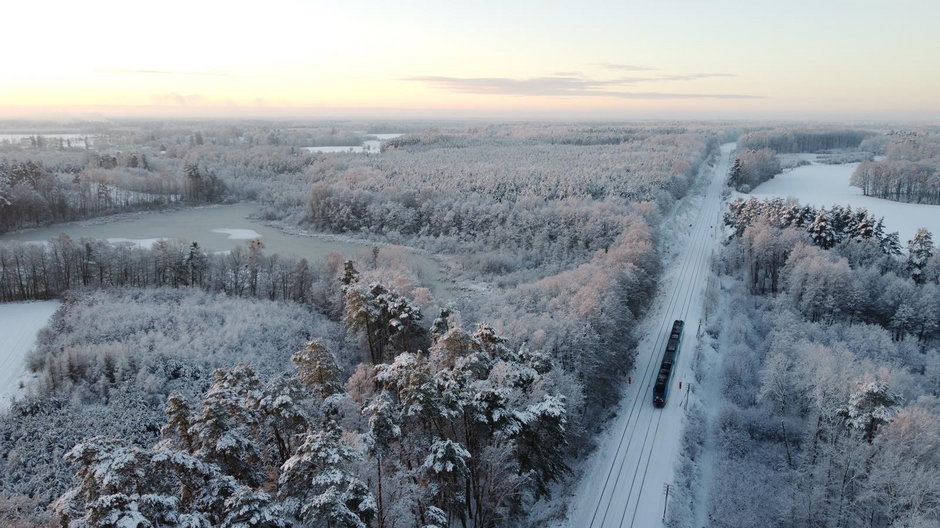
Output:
[[653, 320, 684, 407]]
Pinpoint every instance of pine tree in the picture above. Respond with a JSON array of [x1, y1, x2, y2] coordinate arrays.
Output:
[[185, 242, 208, 286], [881, 229, 903, 256], [188, 367, 265, 487], [515, 395, 569, 497], [907, 228, 934, 283], [183, 163, 203, 202], [838, 382, 900, 443], [52, 437, 178, 527], [421, 438, 471, 521], [363, 391, 400, 528], [728, 158, 743, 188], [808, 209, 835, 249], [259, 376, 311, 465], [430, 308, 452, 341], [279, 422, 376, 528], [851, 209, 874, 239], [292, 340, 343, 398], [160, 394, 195, 453], [221, 487, 286, 528], [343, 283, 425, 364], [340, 260, 359, 286]]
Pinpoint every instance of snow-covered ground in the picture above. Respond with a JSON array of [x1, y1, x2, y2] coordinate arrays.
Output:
[[748, 157, 940, 244], [561, 144, 731, 528], [0, 301, 60, 408], [303, 133, 401, 154]]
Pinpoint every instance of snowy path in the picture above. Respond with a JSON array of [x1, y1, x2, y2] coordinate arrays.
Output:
[[0, 301, 60, 408], [563, 143, 732, 528]]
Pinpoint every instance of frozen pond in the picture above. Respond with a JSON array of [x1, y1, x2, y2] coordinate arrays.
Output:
[[0, 203, 454, 302], [748, 156, 940, 244]]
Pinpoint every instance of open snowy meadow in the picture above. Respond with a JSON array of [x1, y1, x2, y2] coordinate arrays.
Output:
[[748, 156, 940, 244], [0, 301, 59, 408]]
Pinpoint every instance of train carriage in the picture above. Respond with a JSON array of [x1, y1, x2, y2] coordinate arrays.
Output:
[[653, 320, 684, 407]]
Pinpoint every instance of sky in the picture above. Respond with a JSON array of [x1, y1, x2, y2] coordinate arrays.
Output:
[[1, 0, 939, 121]]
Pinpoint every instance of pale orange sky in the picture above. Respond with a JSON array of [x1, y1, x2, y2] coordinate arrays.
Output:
[[2, 0, 939, 120]]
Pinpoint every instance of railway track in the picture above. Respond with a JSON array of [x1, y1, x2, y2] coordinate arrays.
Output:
[[569, 143, 733, 528]]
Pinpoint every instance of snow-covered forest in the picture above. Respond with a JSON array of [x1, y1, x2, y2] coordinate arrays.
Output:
[[692, 194, 940, 527], [1, 120, 938, 527], [0, 121, 726, 526]]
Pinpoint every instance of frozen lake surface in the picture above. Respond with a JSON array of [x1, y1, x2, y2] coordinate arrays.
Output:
[[0, 301, 60, 408], [748, 156, 940, 244], [0, 203, 454, 302]]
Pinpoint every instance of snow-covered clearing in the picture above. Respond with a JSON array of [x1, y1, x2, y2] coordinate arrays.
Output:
[[561, 144, 731, 528], [303, 140, 381, 154], [210, 228, 263, 240], [748, 157, 940, 243], [304, 145, 373, 154], [303, 133, 400, 154], [0, 301, 59, 408]]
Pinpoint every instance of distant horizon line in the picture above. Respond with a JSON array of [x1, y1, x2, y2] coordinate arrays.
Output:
[[0, 105, 938, 126]]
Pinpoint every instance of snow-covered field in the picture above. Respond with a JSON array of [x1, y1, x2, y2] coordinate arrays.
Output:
[[303, 134, 401, 154], [561, 144, 731, 528], [748, 157, 940, 244], [0, 301, 60, 408]]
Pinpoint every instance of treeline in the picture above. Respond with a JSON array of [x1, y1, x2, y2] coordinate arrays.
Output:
[[725, 197, 904, 259], [851, 133, 940, 204], [0, 160, 179, 233], [722, 217, 938, 339], [703, 201, 940, 526], [728, 148, 782, 192], [738, 128, 872, 153], [725, 201, 940, 339], [0, 236, 339, 311]]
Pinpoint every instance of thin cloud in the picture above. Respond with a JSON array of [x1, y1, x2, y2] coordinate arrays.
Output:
[[101, 68, 233, 78], [595, 63, 658, 71], [401, 74, 761, 100], [607, 91, 760, 100], [656, 72, 736, 81]]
